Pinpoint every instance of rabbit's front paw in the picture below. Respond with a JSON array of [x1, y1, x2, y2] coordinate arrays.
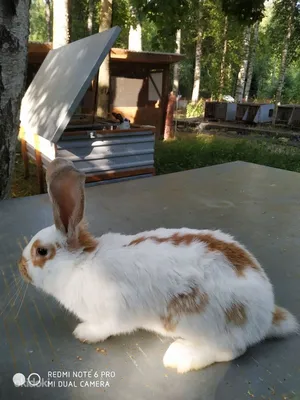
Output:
[[163, 339, 196, 373], [163, 339, 245, 373], [73, 322, 110, 344]]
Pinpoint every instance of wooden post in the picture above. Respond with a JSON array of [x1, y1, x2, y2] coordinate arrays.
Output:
[[96, 0, 112, 118], [164, 92, 176, 140], [21, 138, 29, 178], [35, 150, 44, 194], [287, 105, 295, 126], [19, 127, 29, 178], [92, 70, 100, 124], [160, 66, 170, 139], [34, 134, 44, 194]]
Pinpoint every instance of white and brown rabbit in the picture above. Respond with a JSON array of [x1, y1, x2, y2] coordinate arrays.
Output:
[[19, 158, 299, 373]]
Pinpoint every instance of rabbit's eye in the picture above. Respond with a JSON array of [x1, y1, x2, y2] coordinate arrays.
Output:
[[37, 247, 48, 257]]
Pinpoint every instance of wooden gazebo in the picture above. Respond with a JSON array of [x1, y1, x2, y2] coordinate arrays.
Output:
[[27, 43, 184, 137]]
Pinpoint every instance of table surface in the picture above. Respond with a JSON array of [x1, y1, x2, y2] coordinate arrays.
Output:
[[0, 161, 299, 400]]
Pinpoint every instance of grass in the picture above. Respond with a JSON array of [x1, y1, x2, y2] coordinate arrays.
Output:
[[154, 134, 300, 175], [11, 134, 300, 198], [11, 150, 41, 198]]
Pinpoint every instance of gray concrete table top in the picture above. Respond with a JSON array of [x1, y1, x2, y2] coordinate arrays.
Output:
[[0, 161, 299, 400]]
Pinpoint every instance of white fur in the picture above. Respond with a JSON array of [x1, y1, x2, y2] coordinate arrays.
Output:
[[22, 226, 299, 373]]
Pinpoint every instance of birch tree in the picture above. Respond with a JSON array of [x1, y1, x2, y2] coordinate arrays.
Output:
[[88, 0, 93, 35], [191, 0, 204, 102], [173, 29, 181, 94], [235, 26, 251, 102], [244, 21, 259, 101], [52, 0, 70, 48], [0, 0, 31, 199], [128, 6, 142, 51], [44, 0, 52, 42], [219, 15, 228, 98], [96, 0, 113, 117]]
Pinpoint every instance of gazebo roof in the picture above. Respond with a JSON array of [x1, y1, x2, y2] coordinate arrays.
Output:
[[21, 27, 121, 143], [28, 43, 184, 65]]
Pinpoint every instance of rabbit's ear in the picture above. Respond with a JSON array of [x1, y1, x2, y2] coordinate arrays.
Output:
[[46, 158, 86, 243]]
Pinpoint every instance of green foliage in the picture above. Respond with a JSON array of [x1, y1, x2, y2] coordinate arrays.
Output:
[[253, 0, 300, 102], [29, 0, 48, 42], [141, 19, 167, 52], [68, 0, 133, 47], [28, 0, 300, 104], [253, 20, 278, 101], [221, 0, 265, 24], [186, 100, 205, 117], [177, 0, 244, 99], [132, 0, 190, 49], [155, 135, 300, 176], [178, 59, 195, 98], [266, 0, 300, 62], [281, 64, 300, 103], [112, 0, 131, 48], [70, 0, 89, 41]]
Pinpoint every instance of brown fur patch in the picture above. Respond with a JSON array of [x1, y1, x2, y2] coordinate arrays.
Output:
[[272, 306, 286, 325], [161, 287, 209, 331], [77, 226, 98, 252], [127, 232, 261, 277], [31, 240, 57, 268], [199, 234, 261, 277], [18, 256, 32, 282], [66, 224, 98, 253], [128, 236, 147, 246], [225, 303, 247, 326], [47, 162, 85, 236]]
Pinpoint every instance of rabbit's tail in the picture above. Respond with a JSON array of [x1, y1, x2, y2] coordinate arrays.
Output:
[[266, 306, 299, 338]]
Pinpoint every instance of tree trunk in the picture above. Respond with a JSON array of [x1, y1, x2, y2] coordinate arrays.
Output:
[[191, 0, 204, 103], [96, 0, 113, 118], [164, 92, 176, 140], [219, 15, 228, 99], [235, 26, 251, 102], [0, 0, 31, 199], [88, 0, 93, 35], [52, 0, 70, 49], [128, 23, 142, 51], [191, 26, 203, 102], [172, 29, 181, 94], [128, 7, 142, 51], [244, 21, 259, 102], [275, 0, 296, 104], [44, 0, 52, 42]]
